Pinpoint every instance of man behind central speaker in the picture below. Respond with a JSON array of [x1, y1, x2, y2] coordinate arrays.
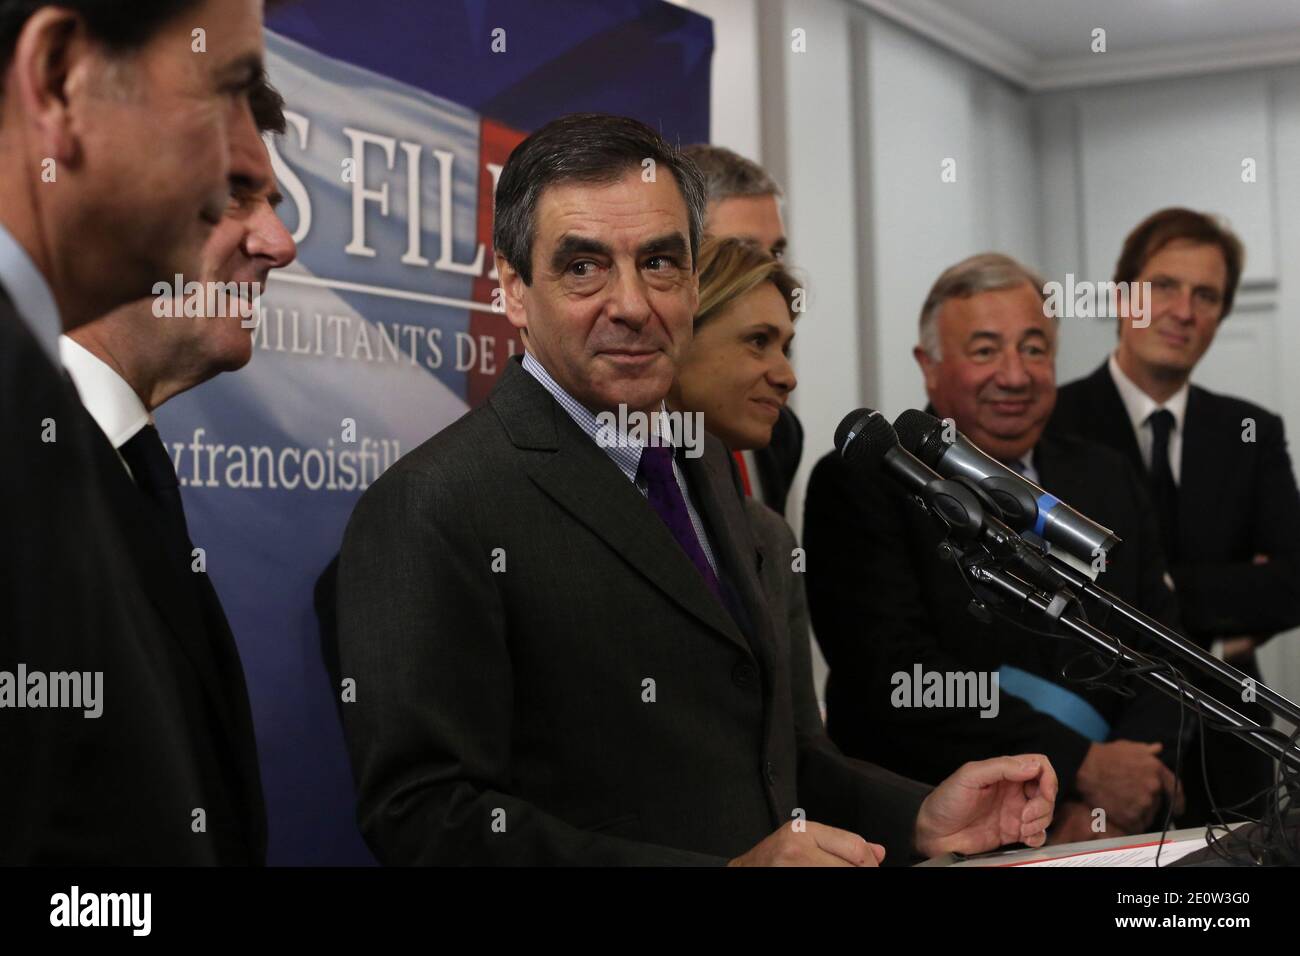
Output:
[[335, 114, 1056, 866]]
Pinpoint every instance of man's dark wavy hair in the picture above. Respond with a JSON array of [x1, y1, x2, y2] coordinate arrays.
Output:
[[1114, 207, 1245, 320], [1, 1, 207, 94], [493, 112, 707, 287]]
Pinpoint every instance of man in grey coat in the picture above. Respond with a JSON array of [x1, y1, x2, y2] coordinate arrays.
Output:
[[336, 113, 1058, 866]]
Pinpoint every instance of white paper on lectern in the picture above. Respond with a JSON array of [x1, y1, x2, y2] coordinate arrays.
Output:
[[1010, 839, 1206, 867], [932, 825, 1244, 867]]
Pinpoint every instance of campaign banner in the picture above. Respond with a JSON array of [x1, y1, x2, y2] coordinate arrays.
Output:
[[154, 0, 713, 864]]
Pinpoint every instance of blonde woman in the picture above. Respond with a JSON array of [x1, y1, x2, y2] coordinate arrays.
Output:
[[669, 236, 822, 726], [669, 236, 799, 463]]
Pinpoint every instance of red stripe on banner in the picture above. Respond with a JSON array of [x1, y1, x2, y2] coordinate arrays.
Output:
[[468, 117, 528, 408]]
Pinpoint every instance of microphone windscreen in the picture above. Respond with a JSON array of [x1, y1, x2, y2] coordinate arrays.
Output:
[[834, 407, 872, 452], [835, 408, 897, 470], [893, 408, 941, 457]]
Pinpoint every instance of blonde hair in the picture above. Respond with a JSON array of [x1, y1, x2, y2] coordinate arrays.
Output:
[[695, 236, 800, 328]]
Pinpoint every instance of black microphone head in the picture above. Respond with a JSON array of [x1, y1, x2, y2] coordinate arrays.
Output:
[[835, 408, 898, 470], [893, 408, 943, 458], [835, 408, 874, 453]]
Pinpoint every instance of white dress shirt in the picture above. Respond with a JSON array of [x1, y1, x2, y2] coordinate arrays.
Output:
[[59, 334, 151, 478], [1010, 450, 1039, 486], [1107, 351, 1189, 485]]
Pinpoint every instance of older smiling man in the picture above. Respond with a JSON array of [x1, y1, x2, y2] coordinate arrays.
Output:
[[336, 115, 1058, 866], [806, 252, 1185, 845]]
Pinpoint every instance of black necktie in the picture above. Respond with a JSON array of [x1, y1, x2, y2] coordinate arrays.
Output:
[[1146, 409, 1180, 561], [118, 424, 250, 838], [119, 424, 195, 569]]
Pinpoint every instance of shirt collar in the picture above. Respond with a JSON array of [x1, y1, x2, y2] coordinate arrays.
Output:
[[520, 351, 670, 482], [994, 449, 1038, 483], [0, 222, 62, 364], [1107, 351, 1188, 433], [59, 334, 151, 449]]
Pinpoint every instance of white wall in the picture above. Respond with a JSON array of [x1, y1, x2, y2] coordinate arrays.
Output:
[[1034, 71, 1284, 391], [687, 0, 763, 161], [769, 0, 868, 531], [1265, 67, 1300, 710], [858, 12, 1039, 422]]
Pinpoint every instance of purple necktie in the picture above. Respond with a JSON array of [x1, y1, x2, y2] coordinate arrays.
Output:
[[637, 444, 724, 602]]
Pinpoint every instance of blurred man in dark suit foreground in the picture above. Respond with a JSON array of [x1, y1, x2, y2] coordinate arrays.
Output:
[[0, 0, 270, 863], [806, 253, 1183, 845], [337, 114, 1057, 866], [56, 75, 296, 865], [1050, 208, 1300, 822], [683, 144, 803, 515]]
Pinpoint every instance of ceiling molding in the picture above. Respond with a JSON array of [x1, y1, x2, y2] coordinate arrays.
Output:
[[851, 0, 1036, 87], [1032, 29, 1300, 91], [852, 0, 1300, 92]]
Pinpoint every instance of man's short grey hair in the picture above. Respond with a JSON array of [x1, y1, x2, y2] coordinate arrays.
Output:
[[680, 144, 782, 205], [918, 253, 1050, 361]]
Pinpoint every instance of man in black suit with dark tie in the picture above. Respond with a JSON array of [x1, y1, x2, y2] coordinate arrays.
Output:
[[682, 144, 803, 515], [336, 114, 1059, 866], [1050, 207, 1300, 822], [0, 0, 273, 863], [805, 253, 1184, 845], [57, 75, 296, 864]]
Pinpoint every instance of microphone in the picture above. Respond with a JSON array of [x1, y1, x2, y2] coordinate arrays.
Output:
[[836, 408, 986, 541], [893, 408, 1120, 564], [837, 408, 1074, 595]]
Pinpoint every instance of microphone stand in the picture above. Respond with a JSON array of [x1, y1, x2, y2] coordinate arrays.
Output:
[[847, 405, 1299, 863], [915, 476, 1300, 773], [1019, 539, 1300, 732]]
